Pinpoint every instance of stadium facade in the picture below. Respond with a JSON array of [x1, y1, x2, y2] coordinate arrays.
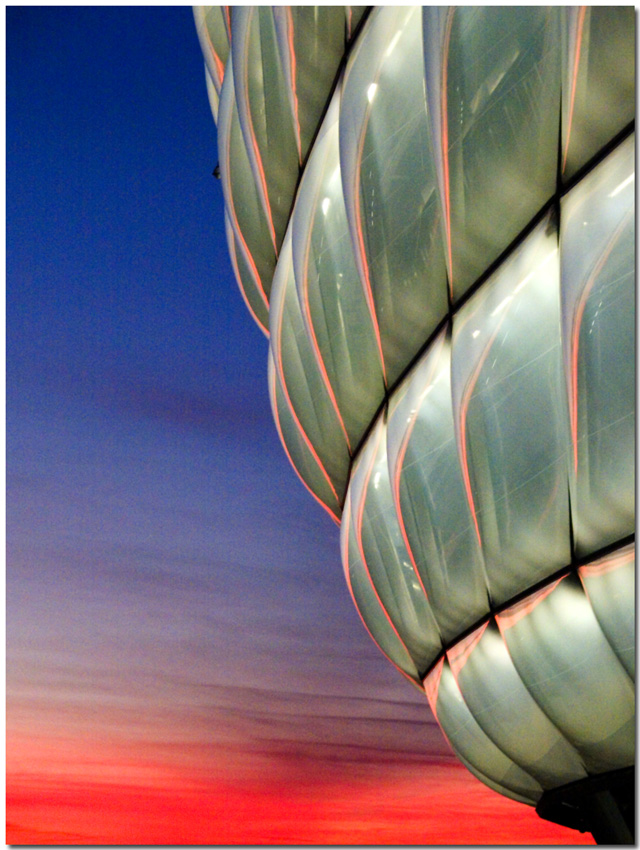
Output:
[[194, 6, 635, 843]]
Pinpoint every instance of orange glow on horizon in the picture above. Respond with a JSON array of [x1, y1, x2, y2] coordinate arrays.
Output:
[[6, 729, 595, 846]]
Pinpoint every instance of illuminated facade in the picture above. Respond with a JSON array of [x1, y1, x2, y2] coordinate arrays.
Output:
[[194, 7, 635, 842]]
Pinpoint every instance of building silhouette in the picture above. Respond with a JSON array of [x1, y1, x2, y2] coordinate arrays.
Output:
[[194, 6, 635, 843]]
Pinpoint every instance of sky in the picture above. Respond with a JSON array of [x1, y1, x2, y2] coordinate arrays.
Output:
[[5, 6, 594, 846]]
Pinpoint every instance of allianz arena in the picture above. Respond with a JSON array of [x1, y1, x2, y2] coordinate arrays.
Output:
[[194, 7, 635, 842]]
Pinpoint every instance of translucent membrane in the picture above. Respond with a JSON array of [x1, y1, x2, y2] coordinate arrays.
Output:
[[449, 622, 587, 789], [231, 7, 301, 253], [578, 543, 635, 682], [561, 7, 635, 181], [341, 416, 442, 678], [341, 475, 420, 684], [424, 658, 543, 804], [218, 62, 276, 327], [560, 134, 635, 557], [497, 574, 634, 774], [224, 211, 269, 336], [451, 217, 570, 606], [272, 7, 345, 166], [292, 90, 384, 451], [423, 7, 561, 298], [193, 5, 230, 102], [268, 230, 350, 509], [345, 7, 366, 42], [204, 64, 220, 125], [386, 331, 489, 643], [340, 6, 448, 387], [268, 347, 341, 524]]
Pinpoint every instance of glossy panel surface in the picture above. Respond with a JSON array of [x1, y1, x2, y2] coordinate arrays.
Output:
[[218, 63, 276, 321], [497, 575, 635, 774], [347, 417, 442, 674], [345, 7, 366, 42], [292, 91, 384, 451], [193, 6, 230, 98], [231, 7, 300, 252], [386, 332, 489, 643], [560, 134, 635, 556], [269, 231, 350, 502], [450, 622, 587, 789], [273, 6, 345, 166], [578, 544, 635, 682], [561, 7, 635, 181], [224, 211, 269, 335], [425, 659, 543, 804], [451, 219, 570, 606], [341, 469, 420, 684], [340, 6, 448, 386], [268, 349, 341, 524], [204, 64, 220, 124], [423, 7, 561, 298]]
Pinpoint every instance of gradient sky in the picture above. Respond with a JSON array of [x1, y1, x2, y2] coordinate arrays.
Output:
[[6, 7, 594, 845]]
